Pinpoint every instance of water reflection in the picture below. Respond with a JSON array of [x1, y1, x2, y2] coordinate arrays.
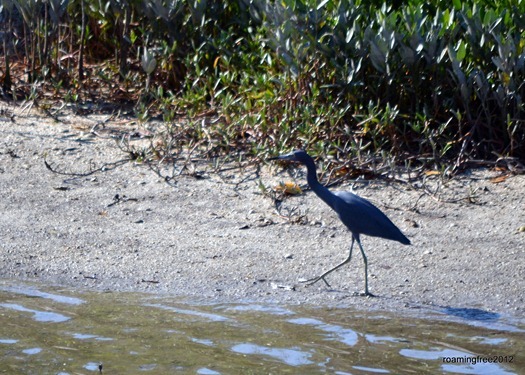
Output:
[[352, 365, 391, 373], [0, 302, 70, 322], [83, 362, 102, 372], [144, 303, 230, 322], [288, 317, 359, 346], [71, 333, 113, 341], [22, 347, 42, 355], [231, 343, 313, 366], [224, 304, 294, 315], [196, 368, 221, 375], [0, 280, 523, 374], [1, 285, 85, 305], [0, 339, 18, 344]]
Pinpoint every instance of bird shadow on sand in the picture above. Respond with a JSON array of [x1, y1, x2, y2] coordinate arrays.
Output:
[[441, 306, 500, 321]]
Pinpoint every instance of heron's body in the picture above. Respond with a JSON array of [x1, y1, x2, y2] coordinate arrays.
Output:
[[270, 149, 410, 296], [333, 191, 410, 244]]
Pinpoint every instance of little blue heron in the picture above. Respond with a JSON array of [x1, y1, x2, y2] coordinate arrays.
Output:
[[269, 149, 410, 296]]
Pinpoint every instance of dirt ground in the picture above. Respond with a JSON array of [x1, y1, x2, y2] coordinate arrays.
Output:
[[0, 104, 524, 320]]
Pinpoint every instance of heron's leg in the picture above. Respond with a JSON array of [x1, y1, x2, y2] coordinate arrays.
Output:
[[355, 239, 373, 297], [302, 238, 355, 287]]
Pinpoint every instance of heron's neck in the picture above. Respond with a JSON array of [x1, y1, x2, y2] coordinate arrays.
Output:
[[304, 158, 337, 209]]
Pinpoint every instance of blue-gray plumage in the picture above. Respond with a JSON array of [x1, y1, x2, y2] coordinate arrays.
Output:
[[269, 149, 410, 296]]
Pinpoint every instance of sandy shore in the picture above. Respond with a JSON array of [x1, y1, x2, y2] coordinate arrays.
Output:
[[1, 105, 524, 319]]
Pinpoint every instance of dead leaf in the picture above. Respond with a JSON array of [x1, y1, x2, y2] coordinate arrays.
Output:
[[273, 182, 302, 195], [490, 175, 508, 184]]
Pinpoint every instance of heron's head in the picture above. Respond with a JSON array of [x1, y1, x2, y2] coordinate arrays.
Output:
[[268, 149, 311, 164]]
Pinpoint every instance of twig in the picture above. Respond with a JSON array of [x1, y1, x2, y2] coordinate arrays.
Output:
[[44, 157, 129, 177], [107, 194, 138, 207]]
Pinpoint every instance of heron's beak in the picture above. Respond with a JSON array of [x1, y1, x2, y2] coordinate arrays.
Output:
[[268, 152, 296, 161]]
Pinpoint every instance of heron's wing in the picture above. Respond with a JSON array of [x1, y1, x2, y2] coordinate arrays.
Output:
[[333, 191, 384, 217], [334, 191, 377, 209], [333, 191, 409, 244]]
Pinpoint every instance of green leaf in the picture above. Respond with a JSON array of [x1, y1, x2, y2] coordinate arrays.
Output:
[[317, 0, 329, 11], [456, 40, 466, 62]]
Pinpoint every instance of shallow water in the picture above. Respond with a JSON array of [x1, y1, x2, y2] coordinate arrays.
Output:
[[0, 280, 523, 374]]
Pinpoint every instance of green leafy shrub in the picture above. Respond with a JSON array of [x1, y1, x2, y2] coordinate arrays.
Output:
[[1, 0, 524, 172]]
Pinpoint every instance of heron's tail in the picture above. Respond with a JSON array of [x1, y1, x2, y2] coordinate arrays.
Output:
[[398, 233, 411, 245]]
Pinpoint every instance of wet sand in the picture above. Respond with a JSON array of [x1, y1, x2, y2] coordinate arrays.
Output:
[[0, 105, 524, 319]]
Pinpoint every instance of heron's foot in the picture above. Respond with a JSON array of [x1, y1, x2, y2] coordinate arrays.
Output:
[[299, 276, 331, 288], [354, 291, 376, 298]]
